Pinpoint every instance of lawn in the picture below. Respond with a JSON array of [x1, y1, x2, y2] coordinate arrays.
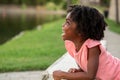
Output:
[[0, 18, 66, 72], [106, 19, 120, 34]]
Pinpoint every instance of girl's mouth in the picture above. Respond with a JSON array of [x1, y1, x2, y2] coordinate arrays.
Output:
[[61, 30, 66, 37], [61, 32, 65, 36]]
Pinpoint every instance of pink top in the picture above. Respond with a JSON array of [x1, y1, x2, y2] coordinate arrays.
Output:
[[65, 39, 120, 80]]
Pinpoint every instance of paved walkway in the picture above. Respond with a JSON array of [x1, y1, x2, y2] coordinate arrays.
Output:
[[104, 28, 120, 58], [0, 28, 120, 80], [0, 71, 48, 80]]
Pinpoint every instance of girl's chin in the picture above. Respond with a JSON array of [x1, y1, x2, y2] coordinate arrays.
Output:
[[61, 36, 65, 41], [62, 36, 69, 41], [61, 33, 70, 41], [61, 35, 66, 41]]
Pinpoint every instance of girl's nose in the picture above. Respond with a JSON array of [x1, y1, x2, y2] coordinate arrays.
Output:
[[62, 23, 64, 27], [62, 23, 65, 27]]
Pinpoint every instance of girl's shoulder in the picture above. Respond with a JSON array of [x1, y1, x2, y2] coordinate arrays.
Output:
[[84, 39, 101, 48]]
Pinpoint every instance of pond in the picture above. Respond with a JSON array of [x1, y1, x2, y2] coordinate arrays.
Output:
[[0, 13, 64, 45]]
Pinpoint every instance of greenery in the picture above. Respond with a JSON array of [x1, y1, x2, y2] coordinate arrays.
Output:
[[92, 5, 106, 13], [0, 19, 66, 72], [0, 0, 81, 10], [106, 19, 120, 34], [100, 0, 110, 7], [0, 0, 111, 8], [72, 0, 79, 4], [0, 0, 63, 6], [45, 2, 62, 10]]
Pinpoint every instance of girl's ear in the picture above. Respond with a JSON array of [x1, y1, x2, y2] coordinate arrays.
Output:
[[75, 29, 80, 35], [76, 30, 81, 37], [78, 33, 81, 36], [77, 30, 83, 37]]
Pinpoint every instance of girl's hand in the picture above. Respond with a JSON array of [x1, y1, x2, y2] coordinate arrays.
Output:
[[68, 68, 82, 73], [53, 70, 64, 80]]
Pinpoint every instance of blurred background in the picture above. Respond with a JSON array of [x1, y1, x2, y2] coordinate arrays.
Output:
[[0, 0, 120, 73], [0, 0, 119, 44]]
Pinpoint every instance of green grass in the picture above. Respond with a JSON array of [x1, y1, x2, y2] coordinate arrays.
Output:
[[0, 19, 66, 72], [106, 19, 120, 34]]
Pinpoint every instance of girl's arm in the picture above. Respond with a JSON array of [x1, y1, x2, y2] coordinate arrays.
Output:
[[68, 68, 84, 73], [53, 46, 100, 80]]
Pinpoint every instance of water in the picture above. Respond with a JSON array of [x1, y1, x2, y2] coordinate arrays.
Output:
[[0, 13, 64, 44]]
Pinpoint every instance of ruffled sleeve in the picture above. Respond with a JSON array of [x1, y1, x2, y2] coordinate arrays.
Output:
[[86, 39, 101, 48]]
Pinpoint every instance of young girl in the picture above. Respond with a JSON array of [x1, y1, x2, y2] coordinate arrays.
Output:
[[53, 5, 120, 80]]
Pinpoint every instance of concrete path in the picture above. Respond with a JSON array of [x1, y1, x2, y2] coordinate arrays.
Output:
[[0, 71, 48, 80], [104, 28, 120, 58], [0, 28, 120, 80]]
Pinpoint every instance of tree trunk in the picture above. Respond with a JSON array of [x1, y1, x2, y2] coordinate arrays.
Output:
[[115, 0, 119, 24]]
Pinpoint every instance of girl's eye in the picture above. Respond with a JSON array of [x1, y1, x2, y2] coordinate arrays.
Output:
[[66, 21, 70, 25]]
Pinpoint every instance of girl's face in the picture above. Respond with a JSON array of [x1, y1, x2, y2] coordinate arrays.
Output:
[[62, 13, 79, 41]]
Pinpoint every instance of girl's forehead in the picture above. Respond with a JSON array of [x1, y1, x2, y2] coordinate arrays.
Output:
[[66, 13, 71, 19], [66, 13, 73, 21]]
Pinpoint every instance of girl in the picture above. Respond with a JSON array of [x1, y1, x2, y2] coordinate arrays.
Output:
[[53, 5, 120, 80]]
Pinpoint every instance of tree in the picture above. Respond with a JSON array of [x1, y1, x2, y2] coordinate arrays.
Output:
[[115, 0, 119, 24]]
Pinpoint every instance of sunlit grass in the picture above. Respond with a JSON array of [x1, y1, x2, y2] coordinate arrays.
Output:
[[0, 19, 66, 72], [106, 19, 120, 34]]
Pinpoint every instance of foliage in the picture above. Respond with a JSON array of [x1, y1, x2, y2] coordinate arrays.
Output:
[[71, 0, 80, 5], [0, 0, 64, 5], [100, 0, 110, 7], [0, 0, 82, 10], [21, 3, 27, 9], [45, 2, 58, 10], [60, 0, 80, 10], [0, 19, 66, 72]]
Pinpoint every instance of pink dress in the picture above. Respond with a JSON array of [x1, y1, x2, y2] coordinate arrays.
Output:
[[65, 39, 120, 80]]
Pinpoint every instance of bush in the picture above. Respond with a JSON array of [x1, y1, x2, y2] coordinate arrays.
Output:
[[45, 2, 57, 10], [21, 3, 27, 10]]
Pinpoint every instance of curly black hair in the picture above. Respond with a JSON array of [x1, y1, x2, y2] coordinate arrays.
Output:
[[67, 5, 107, 40]]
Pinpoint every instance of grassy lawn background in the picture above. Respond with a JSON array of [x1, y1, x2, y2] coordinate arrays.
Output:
[[0, 18, 66, 72], [106, 19, 120, 34]]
